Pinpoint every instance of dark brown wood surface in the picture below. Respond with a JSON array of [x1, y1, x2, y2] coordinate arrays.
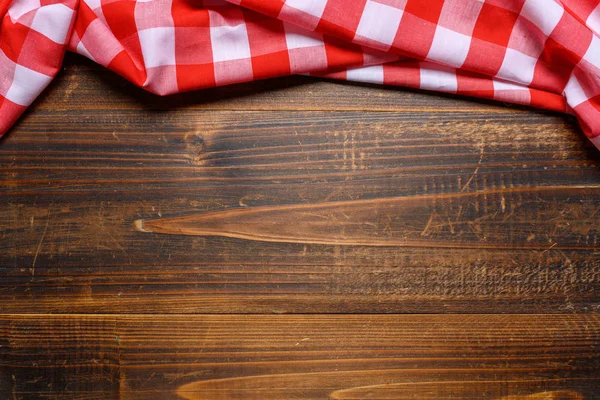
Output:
[[1, 53, 599, 398], [2, 314, 600, 399]]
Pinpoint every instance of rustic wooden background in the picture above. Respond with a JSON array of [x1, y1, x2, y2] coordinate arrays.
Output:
[[1, 53, 599, 399]]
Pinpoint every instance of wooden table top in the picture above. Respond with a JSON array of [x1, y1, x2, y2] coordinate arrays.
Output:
[[1, 53, 599, 399]]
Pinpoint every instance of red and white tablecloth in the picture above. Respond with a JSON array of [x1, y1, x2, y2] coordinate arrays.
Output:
[[2, 0, 600, 149]]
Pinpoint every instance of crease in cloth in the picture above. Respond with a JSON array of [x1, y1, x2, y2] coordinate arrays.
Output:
[[1, 0, 600, 149]]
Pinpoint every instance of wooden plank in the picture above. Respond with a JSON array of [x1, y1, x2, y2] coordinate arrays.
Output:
[[2, 54, 600, 314], [136, 187, 600, 250], [1, 314, 599, 399]]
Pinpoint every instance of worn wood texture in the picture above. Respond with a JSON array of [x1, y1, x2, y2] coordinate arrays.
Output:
[[2, 55, 600, 314], [1, 53, 600, 398], [1, 314, 600, 399]]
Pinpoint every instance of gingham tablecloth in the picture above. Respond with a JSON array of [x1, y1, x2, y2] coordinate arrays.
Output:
[[2, 0, 600, 148]]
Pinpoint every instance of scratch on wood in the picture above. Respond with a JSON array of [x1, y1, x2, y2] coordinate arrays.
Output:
[[31, 215, 50, 277], [421, 212, 435, 237], [295, 337, 310, 346], [461, 139, 485, 193]]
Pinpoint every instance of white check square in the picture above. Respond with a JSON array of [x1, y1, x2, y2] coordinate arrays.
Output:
[[420, 65, 457, 92], [563, 74, 588, 108], [5, 65, 52, 106], [582, 35, 600, 71], [346, 65, 384, 84], [30, 3, 74, 44], [8, 0, 40, 20], [497, 48, 537, 85], [210, 24, 251, 62], [493, 79, 526, 91], [587, 4, 600, 36], [138, 27, 176, 68], [284, 0, 327, 18], [355, 0, 403, 47], [284, 23, 324, 50], [520, 0, 563, 36], [83, 0, 102, 11], [427, 26, 471, 68]]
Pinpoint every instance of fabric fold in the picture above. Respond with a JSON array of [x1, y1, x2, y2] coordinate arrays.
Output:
[[1, 0, 600, 149]]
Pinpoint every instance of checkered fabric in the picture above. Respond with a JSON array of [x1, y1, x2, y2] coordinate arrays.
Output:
[[2, 0, 600, 149]]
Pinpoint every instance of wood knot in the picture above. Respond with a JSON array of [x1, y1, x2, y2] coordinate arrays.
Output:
[[184, 133, 207, 164]]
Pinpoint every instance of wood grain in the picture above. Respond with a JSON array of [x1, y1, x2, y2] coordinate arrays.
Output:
[[1, 53, 600, 398], [135, 187, 600, 250], [2, 55, 600, 314], [1, 314, 599, 399]]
